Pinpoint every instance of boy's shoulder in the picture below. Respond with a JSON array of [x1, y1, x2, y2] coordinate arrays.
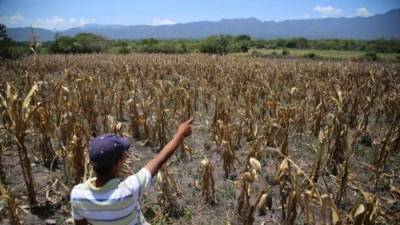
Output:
[[70, 182, 89, 199], [72, 182, 89, 191]]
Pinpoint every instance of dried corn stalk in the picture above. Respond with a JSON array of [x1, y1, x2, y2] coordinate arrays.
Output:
[[66, 131, 87, 186], [257, 188, 272, 216], [0, 184, 20, 225], [33, 106, 55, 168], [321, 194, 341, 225], [199, 159, 216, 203], [157, 166, 182, 216], [0, 142, 4, 182], [0, 83, 40, 205], [221, 139, 236, 178], [236, 158, 262, 218], [350, 191, 378, 225]]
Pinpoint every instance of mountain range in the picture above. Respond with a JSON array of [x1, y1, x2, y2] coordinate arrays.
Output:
[[6, 8, 400, 42]]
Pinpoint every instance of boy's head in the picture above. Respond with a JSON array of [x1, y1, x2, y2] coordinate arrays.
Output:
[[89, 134, 130, 176]]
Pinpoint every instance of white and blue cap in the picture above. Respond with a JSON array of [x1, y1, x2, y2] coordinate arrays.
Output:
[[89, 134, 130, 169]]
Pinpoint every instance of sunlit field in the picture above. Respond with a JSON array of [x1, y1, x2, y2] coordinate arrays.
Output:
[[1, 54, 399, 224]]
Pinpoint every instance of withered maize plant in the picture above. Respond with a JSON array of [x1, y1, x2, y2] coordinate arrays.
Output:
[[236, 158, 262, 220], [156, 166, 182, 216], [198, 158, 216, 203], [0, 83, 41, 205], [0, 184, 20, 225]]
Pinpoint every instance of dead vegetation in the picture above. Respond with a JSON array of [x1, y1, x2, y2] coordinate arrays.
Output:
[[0, 54, 399, 224]]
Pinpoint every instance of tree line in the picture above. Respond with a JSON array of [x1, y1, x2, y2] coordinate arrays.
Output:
[[1, 23, 400, 59]]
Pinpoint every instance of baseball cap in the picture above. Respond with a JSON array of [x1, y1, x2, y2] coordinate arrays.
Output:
[[89, 134, 130, 169]]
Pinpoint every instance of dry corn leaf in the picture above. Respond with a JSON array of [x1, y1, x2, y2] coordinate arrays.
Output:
[[332, 207, 340, 225], [389, 185, 400, 195], [243, 172, 254, 183], [353, 204, 365, 217], [22, 83, 39, 110], [249, 157, 261, 173], [277, 158, 289, 181], [201, 159, 210, 166]]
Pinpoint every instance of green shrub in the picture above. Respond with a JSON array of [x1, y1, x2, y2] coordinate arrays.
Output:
[[240, 44, 249, 53], [358, 132, 372, 147], [364, 51, 378, 61], [137, 41, 187, 54], [396, 55, 400, 62], [0, 45, 30, 60], [304, 52, 316, 58], [118, 46, 131, 54], [10, 46, 30, 59], [282, 49, 290, 56]]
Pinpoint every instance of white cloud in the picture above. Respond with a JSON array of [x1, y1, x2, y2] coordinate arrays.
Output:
[[151, 17, 176, 26], [356, 7, 370, 17], [0, 13, 95, 30], [32, 16, 95, 30], [0, 13, 26, 26], [302, 14, 311, 19], [313, 5, 344, 17]]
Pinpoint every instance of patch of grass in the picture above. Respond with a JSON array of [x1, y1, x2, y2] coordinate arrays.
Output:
[[303, 52, 317, 58], [152, 216, 172, 225], [354, 143, 376, 163], [243, 48, 399, 61], [143, 206, 157, 222], [183, 208, 193, 220], [251, 50, 263, 58], [384, 156, 400, 172], [218, 186, 235, 201]]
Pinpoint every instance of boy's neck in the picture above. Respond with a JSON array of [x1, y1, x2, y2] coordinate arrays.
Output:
[[95, 174, 118, 187]]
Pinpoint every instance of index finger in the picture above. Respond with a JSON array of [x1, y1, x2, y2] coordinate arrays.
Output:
[[185, 118, 194, 124]]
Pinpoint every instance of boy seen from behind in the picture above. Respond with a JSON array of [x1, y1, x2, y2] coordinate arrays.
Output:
[[70, 119, 193, 225]]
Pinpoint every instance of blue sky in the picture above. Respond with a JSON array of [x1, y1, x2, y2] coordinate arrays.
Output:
[[1, 0, 400, 30]]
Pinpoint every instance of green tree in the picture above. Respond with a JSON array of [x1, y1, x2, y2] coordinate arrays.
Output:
[[50, 36, 76, 53], [50, 33, 107, 54], [74, 33, 107, 53], [0, 24, 16, 59], [276, 39, 287, 48], [118, 46, 131, 54], [0, 24, 7, 40], [199, 35, 231, 54], [286, 38, 308, 48], [235, 34, 251, 42]]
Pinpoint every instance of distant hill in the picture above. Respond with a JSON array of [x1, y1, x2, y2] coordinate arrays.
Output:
[[6, 27, 55, 42], [6, 8, 400, 42]]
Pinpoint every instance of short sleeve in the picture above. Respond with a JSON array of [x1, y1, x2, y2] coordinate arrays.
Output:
[[124, 168, 152, 197], [71, 206, 84, 220], [70, 187, 84, 220]]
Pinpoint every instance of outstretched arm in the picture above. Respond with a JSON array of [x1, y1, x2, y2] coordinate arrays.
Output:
[[144, 118, 193, 176]]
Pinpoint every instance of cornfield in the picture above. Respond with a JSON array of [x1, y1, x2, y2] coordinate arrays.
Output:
[[0, 54, 399, 224]]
